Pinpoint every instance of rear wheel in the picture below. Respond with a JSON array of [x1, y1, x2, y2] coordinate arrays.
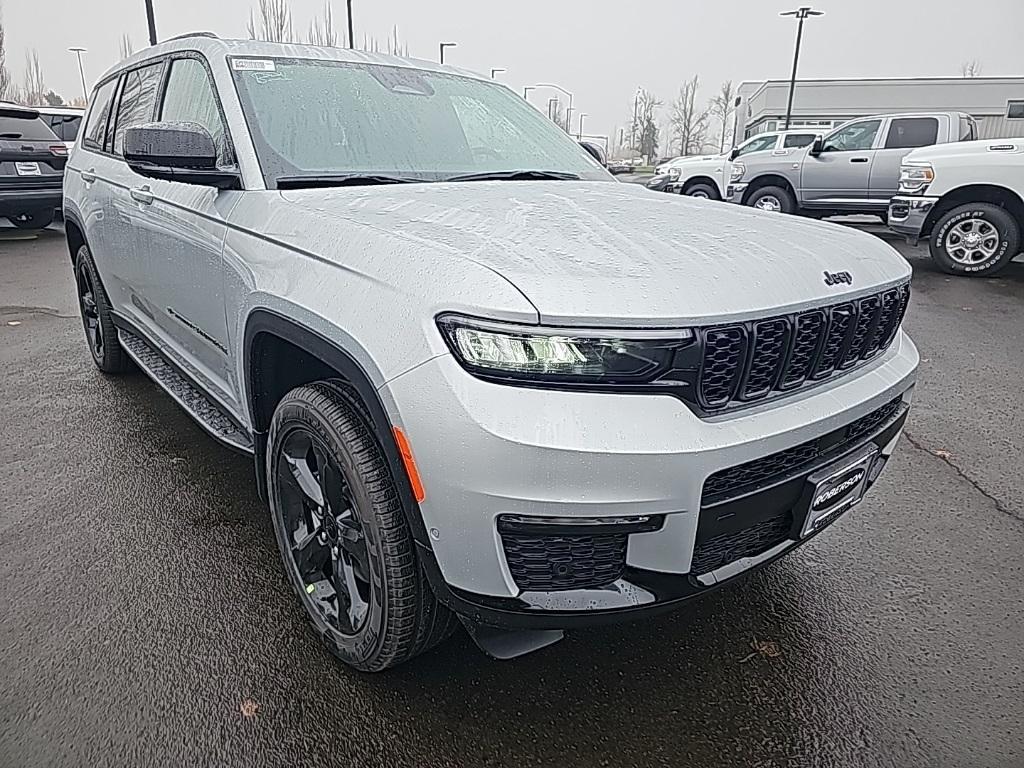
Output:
[[10, 209, 54, 230], [267, 382, 456, 672], [929, 203, 1020, 277], [747, 185, 796, 215], [74, 245, 132, 374], [683, 182, 719, 200]]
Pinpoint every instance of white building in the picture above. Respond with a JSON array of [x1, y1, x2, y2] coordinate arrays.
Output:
[[734, 76, 1024, 141]]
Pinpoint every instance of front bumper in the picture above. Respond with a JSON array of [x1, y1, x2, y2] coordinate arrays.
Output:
[[887, 195, 938, 243], [645, 175, 674, 192], [726, 182, 748, 204], [383, 331, 918, 627], [0, 187, 63, 215]]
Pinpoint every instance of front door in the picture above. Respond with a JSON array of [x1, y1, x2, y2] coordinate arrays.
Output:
[[870, 116, 941, 203], [799, 118, 883, 206]]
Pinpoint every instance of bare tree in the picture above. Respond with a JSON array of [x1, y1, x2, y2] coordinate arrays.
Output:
[[629, 88, 661, 159], [960, 59, 983, 77], [549, 99, 565, 129], [709, 79, 736, 152], [385, 25, 409, 57], [42, 89, 64, 106], [307, 1, 337, 46], [670, 75, 709, 156], [0, 3, 10, 101], [248, 0, 295, 43], [68, 95, 87, 108], [22, 49, 46, 105], [120, 34, 135, 60]]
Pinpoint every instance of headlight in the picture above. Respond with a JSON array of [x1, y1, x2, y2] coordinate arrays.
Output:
[[436, 314, 693, 385], [898, 163, 934, 194], [730, 162, 746, 182], [667, 167, 681, 180]]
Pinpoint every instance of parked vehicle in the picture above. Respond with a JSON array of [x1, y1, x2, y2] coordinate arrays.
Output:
[[889, 138, 1024, 276], [728, 112, 976, 217], [34, 106, 85, 151], [607, 158, 632, 175], [647, 130, 819, 199], [0, 104, 67, 229], [65, 36, 918, 671]]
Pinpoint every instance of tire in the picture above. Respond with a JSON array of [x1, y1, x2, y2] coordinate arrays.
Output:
[[74, 245, 132, 374], [929, 203, 1021, 277], [11, 209, 55, 230], [746, 185, 796, 215], [683, 182, 719, 200], [267, 382, 456, 672]]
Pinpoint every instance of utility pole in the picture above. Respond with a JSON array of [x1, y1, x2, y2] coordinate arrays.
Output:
[[439, 42, 456, 64], [523, 85, 535, 101], [780, 6, 823, 129], [346, 0, 354, 48], [490, 68, 506, 79], [69, 48, 88, 101], [630, 89, 640, 151], [144, 0, 158, 46], [547, 97, 558, 122], [577, 113, 587, 141]]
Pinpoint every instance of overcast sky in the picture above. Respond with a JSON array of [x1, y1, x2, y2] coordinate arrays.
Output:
[[4, 0, 1022, 147]]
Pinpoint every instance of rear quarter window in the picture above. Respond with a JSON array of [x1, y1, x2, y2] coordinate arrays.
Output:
[[884, 118, 939, 150], [82, 78, 120, 151], [783, 133, 816, 149]]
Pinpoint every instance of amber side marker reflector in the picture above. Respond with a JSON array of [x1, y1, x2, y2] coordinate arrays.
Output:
[[392, 426, 425, 503]]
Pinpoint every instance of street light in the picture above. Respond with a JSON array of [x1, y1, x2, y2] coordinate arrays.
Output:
[[490, 68, 506, 80], [577, 113, 588, 141], [522, 85, 536, 101], [144, 0, 158, 45], [346, 0, 354, 49], [68, 47, 88, 101], [547, 97, 558, 122], [780, 6, 824, 129], [535, 83, 573, 133], [439, 42, 457, 64]]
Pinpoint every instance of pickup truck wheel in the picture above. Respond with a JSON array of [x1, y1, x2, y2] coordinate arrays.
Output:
[[930, 203, 1020, 277], [683, 182, 718, 200], [267, 382, 456, 672], [74, 246, 132, 374], [11, 209, 55, 230], [747, 186, 796, 214]]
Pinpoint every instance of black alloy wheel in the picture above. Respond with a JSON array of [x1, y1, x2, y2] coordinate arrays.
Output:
[[76, 261, 104, 362]]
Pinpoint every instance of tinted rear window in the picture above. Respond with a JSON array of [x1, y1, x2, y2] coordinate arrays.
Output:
[[48, 115, 83, 141], [0, 114, 59, 141], [884, 118, 939, 150], [783, 133, 816, 148]]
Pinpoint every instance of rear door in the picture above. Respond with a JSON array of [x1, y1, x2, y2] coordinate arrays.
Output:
[[869, 116, 940, 202], [799, 118, 883, 206], [0, 107, 67, 206]]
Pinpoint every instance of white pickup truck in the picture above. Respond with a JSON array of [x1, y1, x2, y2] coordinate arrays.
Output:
[[888, 138, 1024, 276], [646, 129, 819, 199]]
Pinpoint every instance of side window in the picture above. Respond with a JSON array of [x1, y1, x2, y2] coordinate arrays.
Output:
[[821, 119, 882, 153], [160, 57, 231, 164], [113, 63, 164, 155], [1007, 100, 1024, 119], [783, 133, 816, 149], [884, 118, 939, 150], [82, 79, 119, 151], [736, 134, 777, 157], [960, 117, 977, 141]]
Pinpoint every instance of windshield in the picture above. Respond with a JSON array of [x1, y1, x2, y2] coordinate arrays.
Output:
[[229, 57, 610, 187]]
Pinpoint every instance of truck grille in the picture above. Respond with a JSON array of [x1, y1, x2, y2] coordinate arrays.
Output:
[[689, 512, 793, 576], [696, 284, 909, 412]]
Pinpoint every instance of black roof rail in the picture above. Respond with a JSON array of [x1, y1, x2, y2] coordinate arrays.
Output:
[[165, 31, 219, 42]]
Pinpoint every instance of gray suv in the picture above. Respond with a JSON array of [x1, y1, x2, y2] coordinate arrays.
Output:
[[64, 36, 919, 671]]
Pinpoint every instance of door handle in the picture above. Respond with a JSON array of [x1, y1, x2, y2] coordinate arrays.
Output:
[[130, 186, 154, 205], [850, 157, 869, 163], [80, 169, 96, 183]]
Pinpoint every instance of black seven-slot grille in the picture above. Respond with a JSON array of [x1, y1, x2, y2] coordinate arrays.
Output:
[[696, 284, 909, 411]]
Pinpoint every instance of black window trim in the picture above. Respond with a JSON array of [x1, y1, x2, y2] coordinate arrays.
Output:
[[80, 51, 168, 159], [157, 50, 237, 167], [109, 58, 168, 158], [80, 76, 120, 155]]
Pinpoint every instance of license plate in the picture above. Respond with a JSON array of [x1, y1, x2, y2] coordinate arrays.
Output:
[[799, 445, 877, 537], [15, 162, 41, 176]]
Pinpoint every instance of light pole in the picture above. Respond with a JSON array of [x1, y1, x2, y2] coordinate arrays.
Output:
[[69, 47, 88, 101], [547, 97, 558, 122], [439, 42, 457, 64], [143, 0, 158, 45], [346, 0, 354, 48], [780, 6, 823, 129], [523, 85, 536, 101], [630, 88, 640, 151], [490, 68, 506, 80], [535, 83, 573, 133], [577, 113, 587, 141]]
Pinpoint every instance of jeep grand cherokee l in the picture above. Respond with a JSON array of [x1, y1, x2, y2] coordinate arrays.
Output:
[[64, 36, 918, 671]]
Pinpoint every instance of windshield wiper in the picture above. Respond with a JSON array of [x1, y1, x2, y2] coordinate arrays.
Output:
[[276, 173, 424, 189], [444, 170, 581, 183]]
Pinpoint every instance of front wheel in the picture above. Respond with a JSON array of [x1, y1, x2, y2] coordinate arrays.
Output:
[[683, 182, 719, 200], [929, 203, 1021, 277], [10, 209, 55, 230], [746, 185, 796, 215], [267, 382, 456, 671]]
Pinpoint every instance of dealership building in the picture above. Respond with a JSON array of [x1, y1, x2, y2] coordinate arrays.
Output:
[[734, 76, 1024, 141]]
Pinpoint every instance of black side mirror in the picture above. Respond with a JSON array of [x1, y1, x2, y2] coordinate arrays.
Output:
[[124, 122, 240, 189], [729, 147, 740, 161], [579, 140, 607, 167], [809, 136, 824, 156]]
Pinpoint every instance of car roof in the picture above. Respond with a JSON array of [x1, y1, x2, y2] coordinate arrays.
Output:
[[100, 33, 489, 85], [32, 106, 84, 115]]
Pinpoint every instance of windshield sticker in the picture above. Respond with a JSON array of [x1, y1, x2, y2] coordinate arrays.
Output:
[[233, 59, 276, 72]]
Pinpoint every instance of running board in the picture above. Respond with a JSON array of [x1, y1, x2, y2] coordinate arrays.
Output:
[[460, 617, 564, 660], [117, 328, 254, 453]]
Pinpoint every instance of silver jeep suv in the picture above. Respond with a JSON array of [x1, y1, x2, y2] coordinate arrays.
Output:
[[64, 35, 918, 671]]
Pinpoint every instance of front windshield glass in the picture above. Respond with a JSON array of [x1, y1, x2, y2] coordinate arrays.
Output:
[[229, 57, 610, 186]]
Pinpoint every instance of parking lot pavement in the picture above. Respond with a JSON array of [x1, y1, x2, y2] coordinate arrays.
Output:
[[2, 222, 1023, 768]]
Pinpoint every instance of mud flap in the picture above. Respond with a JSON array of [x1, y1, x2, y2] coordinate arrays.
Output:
[[460, 617, 564, 660]]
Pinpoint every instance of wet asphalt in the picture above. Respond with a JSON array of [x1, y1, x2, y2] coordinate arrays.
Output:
[[1, 220, 1023, 768]]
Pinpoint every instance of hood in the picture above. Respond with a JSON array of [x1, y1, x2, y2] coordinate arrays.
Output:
[[279, 181, 910, 327], [905, 137, 1024, 163]]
